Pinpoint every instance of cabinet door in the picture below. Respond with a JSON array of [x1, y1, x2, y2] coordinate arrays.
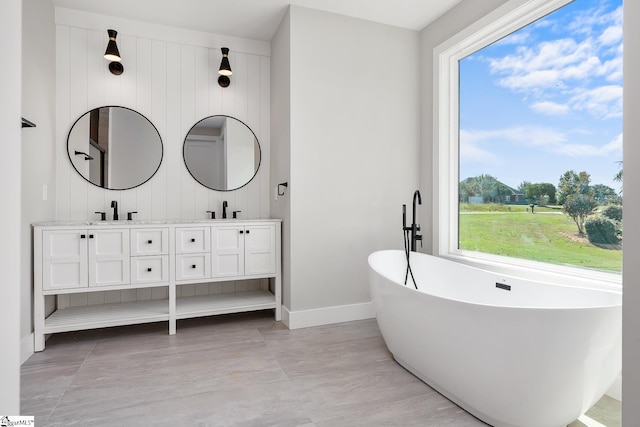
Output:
[[244, 225, 276, 276], [131, 228, 168, 256], [211, 226, 244, 277], [88, 229, 130, 287], [176, 227, 211, 253], [42, 230, 88, 290]]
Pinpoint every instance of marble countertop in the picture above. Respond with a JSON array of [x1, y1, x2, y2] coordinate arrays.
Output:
[[33, 218, 282, 227]]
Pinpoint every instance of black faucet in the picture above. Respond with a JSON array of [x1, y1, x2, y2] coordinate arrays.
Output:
[[111, 200, 119, 220], [411, 190, 422, 252], [222, 201, 228, 219]]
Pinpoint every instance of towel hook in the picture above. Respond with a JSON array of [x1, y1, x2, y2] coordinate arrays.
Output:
[[278, 182, 288, 196]]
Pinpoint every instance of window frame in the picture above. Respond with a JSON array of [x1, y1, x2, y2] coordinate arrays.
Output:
[[432, 0, 622, 290]]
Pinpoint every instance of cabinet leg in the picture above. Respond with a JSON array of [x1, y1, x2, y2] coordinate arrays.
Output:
[[274, 276, 282, 321], [34, 333, 45, 352]]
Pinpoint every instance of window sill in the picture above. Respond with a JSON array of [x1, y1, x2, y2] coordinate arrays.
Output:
[[440, 250, 622, 292]]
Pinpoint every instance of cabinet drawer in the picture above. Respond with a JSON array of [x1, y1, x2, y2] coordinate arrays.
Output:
[[176, 254, 211, 281], [131, 255, 169, 284], [176, 228, 211, 253], [131, 228, 169, 256]]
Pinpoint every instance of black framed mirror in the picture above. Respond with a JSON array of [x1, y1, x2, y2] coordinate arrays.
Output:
[[67, 106, 163, 190], [183, 115, 261, 191]]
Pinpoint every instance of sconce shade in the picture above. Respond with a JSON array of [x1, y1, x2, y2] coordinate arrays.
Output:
[[104, 29, 121, 62], [219, 47, 232, 76]]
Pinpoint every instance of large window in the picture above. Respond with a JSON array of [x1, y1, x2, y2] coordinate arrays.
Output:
[[436, 0, 622, 282]]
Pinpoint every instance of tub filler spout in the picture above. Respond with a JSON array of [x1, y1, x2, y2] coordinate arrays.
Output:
[[411, 190, 422, 252]]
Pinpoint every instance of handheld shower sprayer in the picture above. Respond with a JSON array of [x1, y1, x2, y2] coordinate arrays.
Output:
[[402, 191, 421, 289]]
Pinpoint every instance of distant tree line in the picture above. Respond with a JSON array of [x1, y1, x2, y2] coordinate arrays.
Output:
[[461, 169, 623, 240]]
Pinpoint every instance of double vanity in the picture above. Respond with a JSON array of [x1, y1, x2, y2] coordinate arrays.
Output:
[[33, 219, 282, 351], [33, 105, 278, 351]]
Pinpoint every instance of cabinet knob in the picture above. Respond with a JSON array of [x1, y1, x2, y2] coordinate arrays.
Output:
[[147, 240, 153, 244], [246, 230, 250, 234], [191, 264, 196, 269], [191, 238, 196, 242], [239, 230, 244, 234], [89, 234, 94, 239], [147, 268, 152, 272], [80, 234, 86, 239]]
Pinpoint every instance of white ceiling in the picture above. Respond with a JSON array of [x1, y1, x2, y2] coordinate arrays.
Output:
[[51, 0, 462, 41]]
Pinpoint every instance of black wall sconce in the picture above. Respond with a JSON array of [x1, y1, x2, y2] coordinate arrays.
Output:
[[104, 29, 124, 75], [218, 47, 232, 87]]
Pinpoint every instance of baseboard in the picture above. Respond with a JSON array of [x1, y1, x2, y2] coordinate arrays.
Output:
[[281, 305, 291, 328], [20, 333, 34, 365], [284, 301, 375, 330]]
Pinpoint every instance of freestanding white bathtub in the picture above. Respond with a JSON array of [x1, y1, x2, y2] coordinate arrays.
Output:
[[368, 250, 621, 427]]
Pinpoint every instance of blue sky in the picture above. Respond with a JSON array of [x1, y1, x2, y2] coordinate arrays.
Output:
[[459, 0, 622, 191]]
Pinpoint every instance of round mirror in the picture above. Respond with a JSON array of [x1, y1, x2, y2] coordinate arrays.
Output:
[[67, 106, 163, 190], [183, 115, 261, 191]]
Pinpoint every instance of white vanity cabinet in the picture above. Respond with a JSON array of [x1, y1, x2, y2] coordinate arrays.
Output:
[[42, 228, 130, 290], [33, 220, 282, 351], [175, 227, 211, 281], [211, 224, 277, 277], [174, 223, 280, 324], [130, 228, 169, 284]]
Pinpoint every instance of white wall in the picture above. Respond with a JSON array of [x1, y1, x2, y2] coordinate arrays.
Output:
[[22, 0, 57, 362], [270, 9, 292, 310], [1, 0, 22, 413], [55, 8, 271, 224], [278, 6, 420, 326], [623, 0, 640, 421]]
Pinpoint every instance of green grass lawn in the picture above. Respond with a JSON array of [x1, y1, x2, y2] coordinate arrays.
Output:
[[459, 207, 622, 273]]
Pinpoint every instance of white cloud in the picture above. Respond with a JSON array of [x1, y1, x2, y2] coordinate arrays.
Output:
[[599, 25, 623, 46], [459, 130, 503, 165], [482, 3, 622, 118], [601, 54, 622, 82], [460, 127, 622, 158], [551, 133, 622, 156], [530, 101, 569, 115], [569, 85, 622, 118], [490, 38, 607, 91]]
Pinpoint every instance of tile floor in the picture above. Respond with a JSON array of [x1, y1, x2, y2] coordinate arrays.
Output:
[[21, 311, 620, 426]]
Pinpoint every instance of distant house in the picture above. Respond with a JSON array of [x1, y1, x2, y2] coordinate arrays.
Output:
[[507, 192, 526, 203]]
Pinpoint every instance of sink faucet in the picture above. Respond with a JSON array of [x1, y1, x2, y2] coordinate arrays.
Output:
[[111, 200, 119, 220], [411, 190, 422, 252], [222, 201, 228, 219]]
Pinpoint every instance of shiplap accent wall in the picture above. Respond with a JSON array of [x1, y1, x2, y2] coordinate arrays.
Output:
[[55, 8, 271, 223], [54, 9, 271, 307]]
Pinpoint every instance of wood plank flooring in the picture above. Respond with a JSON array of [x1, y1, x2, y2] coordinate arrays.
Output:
[[21, 311, 620, 426]]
